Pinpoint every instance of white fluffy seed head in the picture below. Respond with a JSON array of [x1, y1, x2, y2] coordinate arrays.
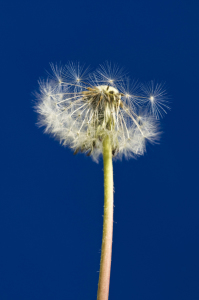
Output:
[[34, 62, 169, 162]]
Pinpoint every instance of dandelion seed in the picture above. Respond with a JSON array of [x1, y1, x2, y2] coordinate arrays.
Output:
[[141, 80, 170, 119]]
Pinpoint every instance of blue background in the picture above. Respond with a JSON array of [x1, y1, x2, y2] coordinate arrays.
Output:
[[1, 0, 199, 299]]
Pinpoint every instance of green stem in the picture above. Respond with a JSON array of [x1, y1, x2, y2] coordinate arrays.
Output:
[[97, 135, 114, 300]]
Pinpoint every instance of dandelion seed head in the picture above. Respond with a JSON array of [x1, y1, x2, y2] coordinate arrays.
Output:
[[34, 62, 169, 162]]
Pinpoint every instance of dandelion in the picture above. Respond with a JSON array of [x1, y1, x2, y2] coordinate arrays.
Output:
[[35, 62, 169, 300]]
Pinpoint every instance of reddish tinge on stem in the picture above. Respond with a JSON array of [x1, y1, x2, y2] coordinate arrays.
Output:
[[97, 136, 114, 300]]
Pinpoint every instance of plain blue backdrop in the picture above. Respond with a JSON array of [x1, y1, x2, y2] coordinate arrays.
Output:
[[1, 0, 199, 299]]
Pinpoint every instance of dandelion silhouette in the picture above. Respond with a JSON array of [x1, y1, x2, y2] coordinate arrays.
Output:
[[35, 62, 169, 300]]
